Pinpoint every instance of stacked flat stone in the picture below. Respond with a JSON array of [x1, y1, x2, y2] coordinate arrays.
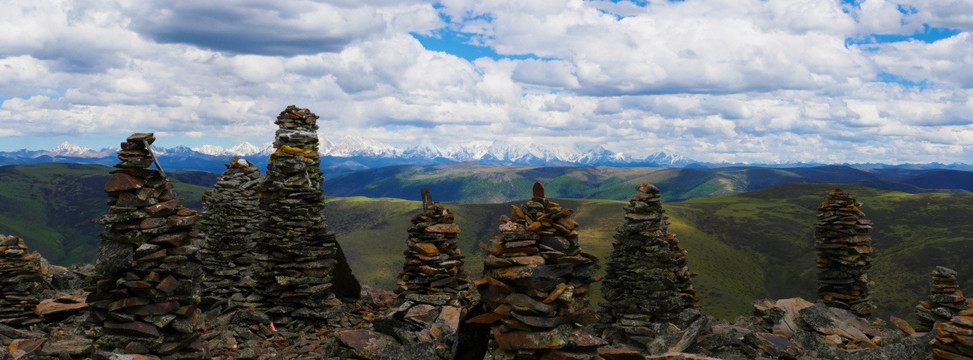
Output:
[[371, 189, 470, 355], [813, 189, 876, 317], [599, 183, 700, 349], [0, 234, 49, 326], [86, 133, 204, 358], [474, 182, 605, 359], [198, 157, 264, 309], [255, 105, 359, 326], [917, 266, 969, 332], [396, 188, 472, 306], [931, 306, 973, 360]]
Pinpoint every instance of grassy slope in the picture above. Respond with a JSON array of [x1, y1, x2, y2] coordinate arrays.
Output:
[[322, 164, 964, 204], [324, 184, 973, 322], [0, 163, 209, 264]]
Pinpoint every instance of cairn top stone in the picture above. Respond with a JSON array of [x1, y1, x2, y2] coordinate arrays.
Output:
[[532, 181, 545, 199]]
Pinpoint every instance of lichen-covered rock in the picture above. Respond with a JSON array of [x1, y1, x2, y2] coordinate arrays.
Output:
[[598, 183, 700, 351], [814, 189, 876, 317]]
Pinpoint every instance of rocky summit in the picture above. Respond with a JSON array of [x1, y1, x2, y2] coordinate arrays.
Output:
[[814, 189, 876, 317], [598, 183, 701, 353]]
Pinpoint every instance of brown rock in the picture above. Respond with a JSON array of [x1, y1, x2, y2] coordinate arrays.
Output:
[[34, 299, 88, 317], [337, 329, 400, 358], [105, 172, 144, 192], [597, 345, 646, 360]]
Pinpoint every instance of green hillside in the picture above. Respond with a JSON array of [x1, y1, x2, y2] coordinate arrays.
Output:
[[0, 163, 209, 264], [322, 163, 964, 203], [326, 185, 973, 322]]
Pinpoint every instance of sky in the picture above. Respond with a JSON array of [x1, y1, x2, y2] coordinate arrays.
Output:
[[1, 0, 973, 164]]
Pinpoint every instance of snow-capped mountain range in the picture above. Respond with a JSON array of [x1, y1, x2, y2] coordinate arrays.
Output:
[[5, 138, 970, 174], [0, 137, 695, 174], [185, 137, 693, 166]]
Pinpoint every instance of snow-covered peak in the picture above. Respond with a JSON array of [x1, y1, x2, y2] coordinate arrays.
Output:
[[48, 142, 94, 156], [402, 141, 446, 159], [193, 145, 228, 156], [325, 136, 398, 157], [229, 142, 273, 156], [192, 142, 273, 157]]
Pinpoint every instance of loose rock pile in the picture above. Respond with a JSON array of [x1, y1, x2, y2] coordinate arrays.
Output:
[[813, 189, 876, 317], [86, 133, 204, 358], [931, 306, 973, 360], [472, 182, 605, 359], [198, 157, 264, 309], [254, 105, 359, 327], [916, 266, 969, 332], [599, 183, 700, 350], [0, 234, 50, 327]]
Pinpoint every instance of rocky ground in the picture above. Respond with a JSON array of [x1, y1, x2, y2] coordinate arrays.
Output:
[[0, 259, 947, 360]]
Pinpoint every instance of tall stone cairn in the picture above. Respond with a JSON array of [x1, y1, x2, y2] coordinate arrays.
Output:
[[917, 266, 969, 332], [598, 183, 700, 348], [0, 234, 50, 327], [395, 188, 472, 306], [930, 305, 973, 360], [813, 189, 876, 317], [255, 105, 359, 326], [473, 182, 605, 359], [86, 133, 204, 358], [198, 157, 264, 309]]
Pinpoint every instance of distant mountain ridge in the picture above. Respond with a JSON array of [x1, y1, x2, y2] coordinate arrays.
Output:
[[2, 137, 970, 175]]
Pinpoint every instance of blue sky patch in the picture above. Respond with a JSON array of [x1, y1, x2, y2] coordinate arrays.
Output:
[[412, 30, 545, 61], [877, 72, 930, 90], [845, 24, 960, 48]]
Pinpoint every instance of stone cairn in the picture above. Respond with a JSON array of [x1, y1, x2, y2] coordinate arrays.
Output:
[[598, 183, 700, 349], [0, 234, 50, 327], [86, 133, 204, 358], [472, 182, 605, 359], [198, 157, 264, 310], [931, 305, 973, 360], [360, 189, 471, 357], [395, 188, 472, 306], [917, 266, 970, 332], [813, 189, 876, 317], [254, 105, 359, 327]]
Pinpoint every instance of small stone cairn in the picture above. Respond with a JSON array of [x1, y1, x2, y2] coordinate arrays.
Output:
[[917, 266, 969, 332], [254, 105, 359, 327], [472, 182, 605, 359], [86, 133, 204, 358], [813, 189, 876, 317], [599, 183, 700, 349], [931, 305, 973, 360], [359, 189, 471, 357], [0, 234, 50, 327], [395, 188, 472, 306], [198, 157, 264, 309]]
